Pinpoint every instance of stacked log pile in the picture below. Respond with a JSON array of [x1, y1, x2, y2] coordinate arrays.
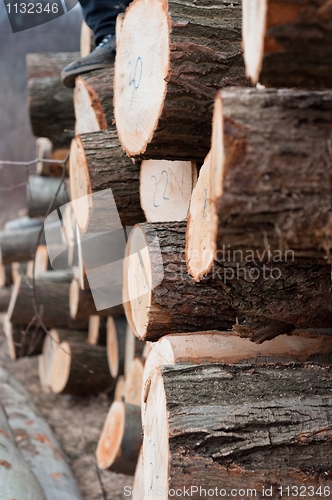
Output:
[[1, 2, 332, 497]]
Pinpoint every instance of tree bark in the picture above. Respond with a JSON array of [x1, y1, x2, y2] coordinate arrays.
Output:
[[27, 53, 79, 148], [140, 160, 198, 222], [74, 69, 114, 134], [0, 264, 12, 287], [0, 366, 83, 500], [143, 362, 332, 500], [124, 222, 236, 341], [69, 278, 124, 319], [96, 401, 142, 475], [4, 215, 43, 232], [243, 0, 332, 88], [3, 317, 45, 360], [50, 340, 114, 395], [0, 287, 11, 312], [27, 175, 70, 218], [0, 405, 46, 500], [70, 129, 145, 232], [0, 226, 45, 264], [114, 0, 249, 162], [8, 276, 88, 330], [211, 88, 332, 261], [107, 316, 127, 378]]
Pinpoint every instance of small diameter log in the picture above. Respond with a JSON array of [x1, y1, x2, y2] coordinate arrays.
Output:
[[3, 316, 45, 360], [186, 152, 217, 280], [35, 137, 52, 175], [124, 323, 145, 377], [0, 405, 46, 500], [7, 276, 88, 330], [124, 358, 144, 407], [0, 226, 45, 265], [143, 363, 332, 499], [96, 401, 142, 475], [107, 316, 127, 378], [211, 88, 332, 260], [69, 129, 145, 232], [80, 20, 95, 57], [114, 0, 248, 161], [0, 263, 12, 287], [0, 366, 83, 500], [4, 215, 43, 232], [35, 270, 75, 282], [114, 375, 126, 402], [70, 278, 124, 319], [39, 329, 87, 392], [88, 315, 107, 345], [50, 340, 114, 395], [27, 53, 79, 148], [0, 287, 11, 312], [142, 331, 332, 426], [124, 222, 236, 341], [243, 0, 332, 88], [74, 69, 114, 134], [27, 175, 70, 218], [140, 160, 198, 222]]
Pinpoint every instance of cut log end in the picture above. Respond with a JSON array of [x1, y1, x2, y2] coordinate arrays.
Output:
[[69, 137, 91, 231], [50, 341, 72, 394], [96, 400, 125, 470], [107, 317, 119, 378], [69, 278, 80, 319], [124, 357, 144, 406], [74, 77, 107, 134]]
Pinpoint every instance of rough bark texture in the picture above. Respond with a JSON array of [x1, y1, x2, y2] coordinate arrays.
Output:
[[115, 0, 249, 161], [145, 363, 332, 499], [215, 88, 332, 260], [0, 264, 12, 287], [0, 227, 45, 264], [72, 285, 124, 319], [71, 130, 145, 229], [27, 53, 79, 148], [0, 287, 11, 312], [75, 69, 114, 133], [256, 0, 332, 88], [0, 367, 83, 500], [27, 176, 70, 218], [6, 322, 45, 359], [9, 278, 88, 330], [128, 222, 237, 340]]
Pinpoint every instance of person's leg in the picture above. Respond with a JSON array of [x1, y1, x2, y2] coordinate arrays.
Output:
[[80, 0, 131, 44]]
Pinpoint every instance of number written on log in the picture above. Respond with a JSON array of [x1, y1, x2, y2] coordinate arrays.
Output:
[[151, 170, 170, 208], [128, 56, 142, 110]]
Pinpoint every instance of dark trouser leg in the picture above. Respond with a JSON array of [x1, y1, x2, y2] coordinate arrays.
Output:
[[79, 0, 131, 44]]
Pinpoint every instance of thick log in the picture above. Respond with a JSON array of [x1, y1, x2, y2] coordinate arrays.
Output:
[[123, 222, 236, 341], [74, 69, 114, 134], [69, 129, 145, 232], [0, 226, 45, 265], [0, 366, 83, 500], [0, 405, 46, 500], [3, 316, 45, 360], [27, 175, 70, 218], [107, 316, 127, 378], [69, 278, 124, 319], [96, 401, 142, 475], [143, 363, 332, 499], [88, 315, 107, 345], [243, 0, 332, 88], [7, 275, 88, 330], [211, 88, 332, 261], [142, 331, 332, 426], [124, 323, 145, 377], [50, 340, 114, 395], [124, 357, 144, 407], [140, 160, 198, 222], [114, 0, 248, 161], [27, 53, 79, 148], [39, 329, 87, 392]]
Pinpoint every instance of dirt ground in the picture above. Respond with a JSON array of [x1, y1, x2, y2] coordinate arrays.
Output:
[[0, 321, 134, 500]]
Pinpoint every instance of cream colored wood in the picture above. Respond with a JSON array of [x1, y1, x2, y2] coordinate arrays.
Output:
[[242, 0, 267, 84]]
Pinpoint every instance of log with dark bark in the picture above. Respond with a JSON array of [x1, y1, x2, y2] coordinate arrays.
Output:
[[0, 264, 12, 288], [123, 222, 236, 340], [74, 69, 114, 134], [50, 340, 114, 395], [4, 215, 43, 232], [107, 316, 127, 378], [69, 278, 124, 319], [27, 53, 79, 148], [140, 160, 198, 222], [143, 362, 332, 500], [96, 401, 142, 475], [7, 276, 88, 330], [3, 316, 45, 360], [114, 0, 248, 161], [142, 331, 332, 426], [209, 88, 332, 262], [243, 0, 332, 88], [0, 366, 83, 500], [70, 129, 145, 232], [0, 287, 11, 312], [0, 226, 45, 264], [27, 175, 70, 218]]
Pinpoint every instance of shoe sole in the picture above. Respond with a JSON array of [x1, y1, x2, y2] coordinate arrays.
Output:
[[62, 61, 114, 88]]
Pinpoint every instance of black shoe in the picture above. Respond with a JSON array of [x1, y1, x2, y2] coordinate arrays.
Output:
[[61, 34, 116, 88]]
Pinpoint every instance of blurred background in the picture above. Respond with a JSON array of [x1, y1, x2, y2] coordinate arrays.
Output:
[[0, 1, 82, 225]]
